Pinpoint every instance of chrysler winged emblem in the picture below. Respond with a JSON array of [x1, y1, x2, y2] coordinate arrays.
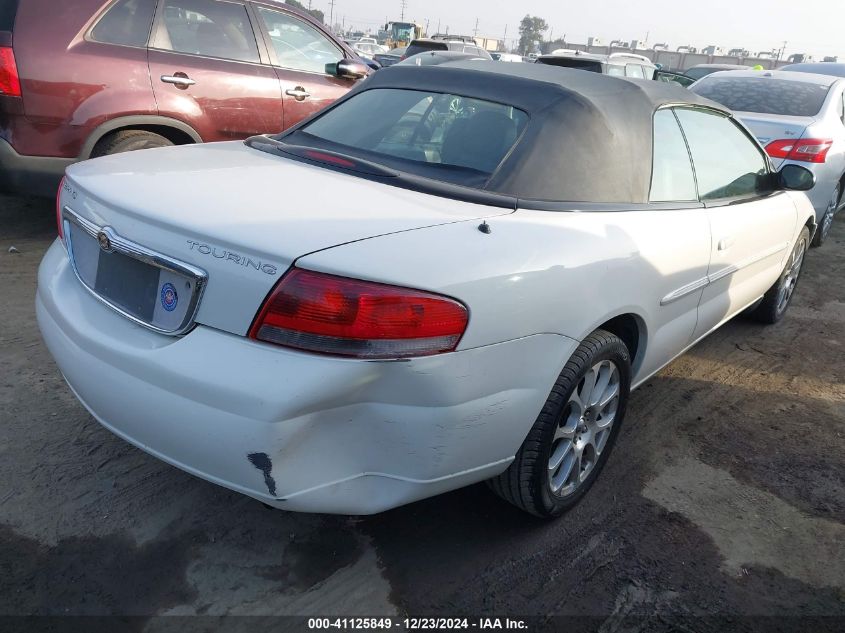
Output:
[[97, 230, 112, 252]]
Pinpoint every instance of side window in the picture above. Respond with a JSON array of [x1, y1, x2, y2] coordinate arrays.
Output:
[[157, 0, 260, 64], [256, 7, 343, 73], [675, 108, 771, 200], [650, 109, 698, 202], [839, 93, 845, 125], [625, 64, 645, 79], [90, 0, 157, 47], [606, 64, 625, 76]]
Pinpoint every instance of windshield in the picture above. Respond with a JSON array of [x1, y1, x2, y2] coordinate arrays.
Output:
[[692, 77, 831, 117], [684, 67, 722, 81], [537, 57, 603, 73], [405, 41, 448, 57], [286, 88, 528, 187], [391, 23, 414, 41]]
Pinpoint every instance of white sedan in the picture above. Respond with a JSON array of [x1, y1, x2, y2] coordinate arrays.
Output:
[[352, 41, 388, 59], [38, 63, 817, 517]]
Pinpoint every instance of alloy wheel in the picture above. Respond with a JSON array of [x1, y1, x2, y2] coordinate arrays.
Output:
[[776, 237, 807, 315], [820, 185, 840, 240], [548, 360, 621, 497]]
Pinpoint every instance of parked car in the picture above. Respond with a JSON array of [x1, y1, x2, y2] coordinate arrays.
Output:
[[41, 63, 817, 517], [396, 50, 489, 67], [656, 70, 695, 88], [352, 41, 387, 58], [0, 0, 370, 196], [781, 62, 845, 78], [373, 46, 406, 68], [684, 63, 751, 81], [491, 53, 523, 63], [536, 51, 658, 80], [404, 38, 492, 61], [691, 70, 845, 245]]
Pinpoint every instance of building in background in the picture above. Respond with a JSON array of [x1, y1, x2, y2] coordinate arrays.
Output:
[[474, 35, 505, 52]]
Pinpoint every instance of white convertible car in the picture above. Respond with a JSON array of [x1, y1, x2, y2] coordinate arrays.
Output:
[[38, 63, 817, 517]]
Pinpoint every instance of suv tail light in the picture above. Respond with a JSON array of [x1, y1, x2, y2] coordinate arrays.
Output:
[[249, 268, 469, 359], [0, 46, 21, 97], [765, 138, 833, 164], [56, 176, 65, 241]]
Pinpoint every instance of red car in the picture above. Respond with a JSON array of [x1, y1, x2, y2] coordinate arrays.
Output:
[[0, 0, 369, 195]]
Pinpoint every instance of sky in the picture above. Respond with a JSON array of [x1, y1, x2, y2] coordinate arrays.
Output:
[[315, 0, 845, 58]]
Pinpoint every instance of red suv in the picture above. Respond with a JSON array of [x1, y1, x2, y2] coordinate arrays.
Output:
[[0, 0, 369, 195]]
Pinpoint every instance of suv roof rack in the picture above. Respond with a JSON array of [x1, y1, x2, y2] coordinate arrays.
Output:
[[608, 52, 653, 64]]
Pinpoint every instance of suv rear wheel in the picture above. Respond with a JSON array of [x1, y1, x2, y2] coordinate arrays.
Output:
[[91, 130, 174, 158]]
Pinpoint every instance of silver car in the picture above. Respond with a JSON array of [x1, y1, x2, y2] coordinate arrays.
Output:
[[781, 62, 845, 79], [691, 70, 845, 245]]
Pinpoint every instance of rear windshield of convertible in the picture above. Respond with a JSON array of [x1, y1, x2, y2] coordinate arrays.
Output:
[[288, 88, 529, 187]]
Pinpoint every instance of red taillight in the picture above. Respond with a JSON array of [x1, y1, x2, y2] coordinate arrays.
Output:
[[56, 176, 65, 240], [0, 47, 21, 97], [249, 268, 469, 359], [765, 138, 833, 164]]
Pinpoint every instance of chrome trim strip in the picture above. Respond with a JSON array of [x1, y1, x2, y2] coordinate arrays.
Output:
[[660, 276, 710, 306], [706, 264, 739, 285], [62, 206, 208, 336], [661, 242, 789, 306]]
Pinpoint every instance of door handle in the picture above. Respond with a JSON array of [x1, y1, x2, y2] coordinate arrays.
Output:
[[718, 237, 735, 251], [161, 74, 196, 88], [285, 86, 311, 101]]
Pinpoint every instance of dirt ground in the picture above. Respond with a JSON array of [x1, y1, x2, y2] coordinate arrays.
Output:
[[0, 193, 843, 632]]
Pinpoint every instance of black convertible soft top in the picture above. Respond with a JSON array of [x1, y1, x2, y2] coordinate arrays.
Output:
[[276, 62, 727, 205]]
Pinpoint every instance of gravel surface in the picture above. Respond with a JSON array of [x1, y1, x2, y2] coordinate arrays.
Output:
[[1, 193, 843, 632]]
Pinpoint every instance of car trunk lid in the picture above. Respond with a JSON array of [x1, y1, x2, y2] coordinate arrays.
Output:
[[734, 112, 814, 169], [62, 141, 512, 336]]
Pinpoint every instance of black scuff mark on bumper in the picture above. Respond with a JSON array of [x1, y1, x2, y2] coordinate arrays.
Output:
[[248, 452, 277, 497]]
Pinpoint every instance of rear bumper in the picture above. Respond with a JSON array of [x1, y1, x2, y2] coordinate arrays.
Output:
[[0, 137, 74, 197], [36, 240, 577, 514]]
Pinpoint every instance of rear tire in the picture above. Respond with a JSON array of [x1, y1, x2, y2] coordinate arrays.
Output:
[[748, 227, 810, 324], [487, 330, 632, 518], [91, 130, 174, 158], [811, 182, 839, 247]]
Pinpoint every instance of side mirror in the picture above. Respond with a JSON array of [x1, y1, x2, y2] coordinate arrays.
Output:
[[778, 164, 816, 191], [332, 59, 370, 80]]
